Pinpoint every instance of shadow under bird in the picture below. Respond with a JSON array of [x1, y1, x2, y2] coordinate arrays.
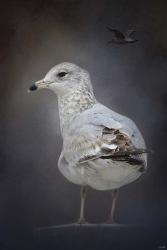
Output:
[[107, 27, 138, 44], [29, 62, 148, 224]]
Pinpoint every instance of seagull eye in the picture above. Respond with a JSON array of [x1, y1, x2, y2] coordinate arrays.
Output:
[[57, 72, 67, 78]]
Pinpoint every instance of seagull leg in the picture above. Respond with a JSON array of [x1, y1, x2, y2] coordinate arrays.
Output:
[[77, 185, 87, 224], [106, 189, 119, 224]]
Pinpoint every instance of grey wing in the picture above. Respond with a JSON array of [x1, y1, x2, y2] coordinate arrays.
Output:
[[107, 27, 125, 39], [124, 29, 136, 37], [63, 103, 147, 169]]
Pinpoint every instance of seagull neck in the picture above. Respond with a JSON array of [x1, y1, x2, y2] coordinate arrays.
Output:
[[57, 86, 97, 133]]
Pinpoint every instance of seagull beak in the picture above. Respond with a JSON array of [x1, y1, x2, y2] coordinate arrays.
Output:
[[29, 79, 46, 92]]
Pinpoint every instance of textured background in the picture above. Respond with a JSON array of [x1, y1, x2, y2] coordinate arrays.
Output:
[[1, 0, 167, 235]]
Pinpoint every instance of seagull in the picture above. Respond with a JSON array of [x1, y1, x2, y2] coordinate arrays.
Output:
[[29, 62, 147, 224], [107, 27, 138, 44]]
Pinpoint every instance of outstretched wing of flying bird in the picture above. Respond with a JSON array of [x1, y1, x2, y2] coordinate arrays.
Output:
[[107, 27, 125, 39], [124, 29, 136, 37]]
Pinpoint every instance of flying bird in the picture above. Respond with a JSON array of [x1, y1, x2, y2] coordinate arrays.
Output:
[[107, 27, 138, 44], [29, 62, 147, 224]]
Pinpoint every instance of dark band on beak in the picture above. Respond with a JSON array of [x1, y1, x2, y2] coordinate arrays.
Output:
[[29, 84, 38, 91]]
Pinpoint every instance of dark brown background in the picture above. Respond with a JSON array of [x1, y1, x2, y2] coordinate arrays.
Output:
[[1, 0, 167, 241]]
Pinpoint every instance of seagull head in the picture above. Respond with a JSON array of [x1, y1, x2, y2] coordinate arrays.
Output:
[[29, 62, 91, 96]]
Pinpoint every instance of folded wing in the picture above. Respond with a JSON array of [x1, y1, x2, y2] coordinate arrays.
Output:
[[63, 104, 147, 169]]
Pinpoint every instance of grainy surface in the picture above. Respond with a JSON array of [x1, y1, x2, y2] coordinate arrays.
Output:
[[35, 224, 167, 250], [1, 0, 167, 248]]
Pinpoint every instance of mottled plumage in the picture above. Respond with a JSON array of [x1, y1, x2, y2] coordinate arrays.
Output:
[[29, 62, 147, 223], [58, 102, 147, 190]]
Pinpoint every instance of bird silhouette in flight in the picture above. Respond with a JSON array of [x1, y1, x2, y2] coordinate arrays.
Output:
[[107, 27, 138, 44]]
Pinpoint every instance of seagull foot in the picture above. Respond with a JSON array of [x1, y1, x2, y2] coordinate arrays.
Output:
[[77, 218, 89, 225]]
